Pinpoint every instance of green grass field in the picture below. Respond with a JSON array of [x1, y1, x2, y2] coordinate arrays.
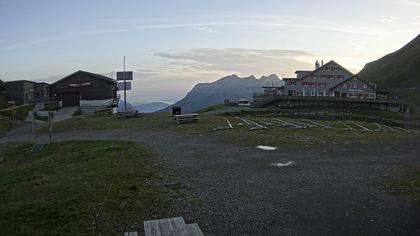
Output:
[[39, 113, 420, 148], [0, 140, 185, 235], [386, 166, 420, 204]]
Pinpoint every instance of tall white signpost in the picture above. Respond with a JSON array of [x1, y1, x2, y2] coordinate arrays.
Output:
[[117, 56, 133, 113]]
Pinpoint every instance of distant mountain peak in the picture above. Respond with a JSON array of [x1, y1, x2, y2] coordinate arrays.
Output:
[[245, 75, 257, 80], [159, 73, 284, 113], [260, 74, 280, 80]]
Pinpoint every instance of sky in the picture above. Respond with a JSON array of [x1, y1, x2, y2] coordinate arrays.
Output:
[[0, 0, 419, 104]]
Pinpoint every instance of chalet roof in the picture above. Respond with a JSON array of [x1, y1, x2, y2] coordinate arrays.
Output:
[[52, 70, 116, 85], [5, 80, 37, 84], [329, 75, 377, 91], [297, 60, 354, 81]]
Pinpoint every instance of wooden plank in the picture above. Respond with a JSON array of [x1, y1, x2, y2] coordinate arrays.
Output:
[[168, 217, 188, 234], [144, 217, 188, 236], [123, 232, 138, 236], [339, 121, 355, 131], [226, 119, 233, 129], [144, 219, 160, 236], [157, 218, 173, 236], [183, 223, 205, 236]]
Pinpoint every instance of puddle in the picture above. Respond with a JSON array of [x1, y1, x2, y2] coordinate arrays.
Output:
[[256, 145, 277, 151], [271, 161, 294, 167]]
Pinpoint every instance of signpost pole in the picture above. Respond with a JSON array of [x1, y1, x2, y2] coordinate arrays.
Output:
[[124, 56, 127, 113], [31, 112, 36, 143], [48, 112, 53, 143]]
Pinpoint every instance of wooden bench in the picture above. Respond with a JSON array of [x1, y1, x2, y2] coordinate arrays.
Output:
[[173, 113, 199, 124]]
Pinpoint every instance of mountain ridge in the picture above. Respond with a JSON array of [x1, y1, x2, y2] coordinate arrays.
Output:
[[358, 34, 420, 110], [159, 74, 282, 113]]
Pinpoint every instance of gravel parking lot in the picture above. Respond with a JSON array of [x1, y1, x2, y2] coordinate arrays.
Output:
[[1, 125, 420, 235]]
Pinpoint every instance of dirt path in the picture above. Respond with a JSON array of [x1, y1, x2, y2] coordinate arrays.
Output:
[[1, 124, 420, 235]]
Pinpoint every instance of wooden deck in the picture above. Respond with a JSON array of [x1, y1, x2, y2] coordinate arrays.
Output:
[[252, 95, 401, 108]]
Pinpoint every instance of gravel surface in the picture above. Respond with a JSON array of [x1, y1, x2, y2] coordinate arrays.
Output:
[[1, 124, 420, 235]]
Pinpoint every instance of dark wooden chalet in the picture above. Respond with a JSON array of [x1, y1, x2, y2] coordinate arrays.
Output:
[[50, 71, 117, 106]]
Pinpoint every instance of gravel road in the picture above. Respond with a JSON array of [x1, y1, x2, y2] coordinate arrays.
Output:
[[1, 124, 420, 235]]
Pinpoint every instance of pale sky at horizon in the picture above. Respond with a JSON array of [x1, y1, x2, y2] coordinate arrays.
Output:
[[0, 0, 419, 103]]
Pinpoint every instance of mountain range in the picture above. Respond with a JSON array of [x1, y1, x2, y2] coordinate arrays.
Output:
[[159, 74, 282, 113]]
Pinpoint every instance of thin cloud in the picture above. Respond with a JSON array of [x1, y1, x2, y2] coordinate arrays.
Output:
[[194, 26, 218, 33], [129, 48, 316, 102], [3, 21, 376, 51], [154, 48, 315, 78]]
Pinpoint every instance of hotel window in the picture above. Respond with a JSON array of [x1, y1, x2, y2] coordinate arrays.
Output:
[[363, 84, 368, 88], [343, 83, 347, 88]]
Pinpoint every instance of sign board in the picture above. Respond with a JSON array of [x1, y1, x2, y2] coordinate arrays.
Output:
[[68, 82, 92, 87], [117, 71, 133, 81], [118, 81, 131, 91]]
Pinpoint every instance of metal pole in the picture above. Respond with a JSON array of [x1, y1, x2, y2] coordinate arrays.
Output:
[[31, 111, 36, 143], [124, 56, 127, 113], [48, 112, 53, 143]]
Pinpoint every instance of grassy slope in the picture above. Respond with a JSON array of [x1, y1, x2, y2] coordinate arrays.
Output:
[[0, 140, 185, 235], [358, 34, 420, 108], [40, 114, 420, 148], [196, 104, 225, 113], [358, 34, 420, 88], [386, 166, 420, 204], [0, 104, 35, 120], [401, 88, 420, 113]]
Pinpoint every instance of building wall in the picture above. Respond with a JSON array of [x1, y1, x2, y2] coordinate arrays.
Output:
[[35, 83, 50, 102], [285, 61, 353, 96], [332, 77, 376, 99], [284, 62, 354, 97], [51, 72, 117, 102], [5, 81, 36, 105]]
